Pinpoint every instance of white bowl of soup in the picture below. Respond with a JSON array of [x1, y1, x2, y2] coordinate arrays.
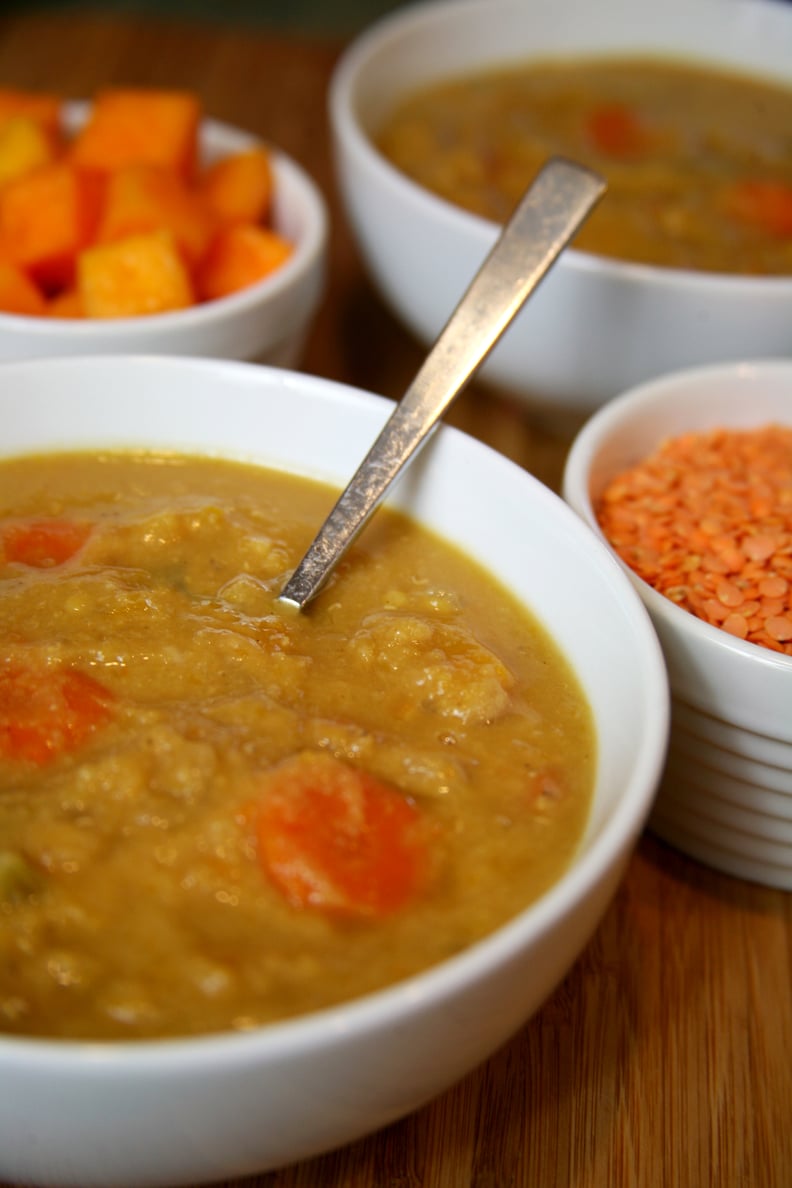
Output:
[[329, 0, 792, 417], [563, 359, 792, 889], [0, 355, 668, 1185], [0, 91, 327, 367]]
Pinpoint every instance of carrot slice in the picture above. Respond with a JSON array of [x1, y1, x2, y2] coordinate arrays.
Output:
[[722, 179, 792, 239], [0, 664, 114, 765], [255, 751, 431, 917], [2, 518, 91, 566], [585, 102, 651, 158]]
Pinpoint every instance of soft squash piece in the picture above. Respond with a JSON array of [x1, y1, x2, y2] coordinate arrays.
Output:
[[70, 89, 201, 179], [199, 148, 273, 226], [47, 287, 84, 318], [197, 224, 292, 301], [0, 256, 47, 316], [96, 164, 216, 267], [0, 89, 62, 140], [0, 162, 103, 291], [0, 116, 57, 188], [78, 230, 195, 318]]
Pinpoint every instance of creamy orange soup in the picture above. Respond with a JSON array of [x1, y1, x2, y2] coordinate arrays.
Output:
[[377, 56, 792, 274], [0, 452, 594, 1040]]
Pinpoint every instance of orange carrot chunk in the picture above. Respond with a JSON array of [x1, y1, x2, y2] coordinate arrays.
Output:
[[722, 179, 792, 239], [0, 663, 114, 765], [69, 88, 201, 180], [196, 223, 292, 301], [585, 102, 652, 158], [255, 751, 431, 917], [2, 518, 91, 566], [199, 148, 274, 227]]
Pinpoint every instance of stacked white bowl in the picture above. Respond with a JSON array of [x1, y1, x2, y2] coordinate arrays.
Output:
[[564, 360, 792, 889]]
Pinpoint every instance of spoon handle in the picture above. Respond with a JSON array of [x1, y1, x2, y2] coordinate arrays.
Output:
[[280, 156, 605, 610]]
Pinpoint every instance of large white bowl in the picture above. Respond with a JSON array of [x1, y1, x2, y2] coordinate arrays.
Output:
[[563, 359, 792, 889], [329, 0, 792, 415], [0, 355, 668, 1187], [0, 107, 328, 367]]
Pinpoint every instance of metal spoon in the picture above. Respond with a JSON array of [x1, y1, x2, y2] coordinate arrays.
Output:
[[279, 156, 605, 611]]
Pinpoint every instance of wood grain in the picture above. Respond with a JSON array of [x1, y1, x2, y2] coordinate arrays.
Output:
[[0, 11, 789, 1187]]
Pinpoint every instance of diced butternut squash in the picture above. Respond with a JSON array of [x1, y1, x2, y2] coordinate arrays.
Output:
[[197, 224, 293, 301], [0, 116, 57, 188], [0, 255, 47, 315], [78, 230, 195, 318], [70, 89, 201, 179], [47, 287, 84, 318], [95, 164, 216, 267], [0, 162, 103, 290], [0, 89, 62, 140], [199, 148, 273, 226]]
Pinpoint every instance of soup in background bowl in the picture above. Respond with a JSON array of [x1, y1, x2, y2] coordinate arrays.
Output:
[[0, 355, 668, 1187], [329, 0, 792, 415]]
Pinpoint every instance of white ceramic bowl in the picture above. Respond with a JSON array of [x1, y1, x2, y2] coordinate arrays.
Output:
[[563, 359, 792, 889], [0, 354, 668, 1187], [0, 106, 328, 367], [329, 0, 792, 416]]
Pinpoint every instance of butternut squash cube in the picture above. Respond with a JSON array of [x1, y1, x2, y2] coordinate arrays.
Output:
[[0, 116, 57, 188], [0, 89, 62, 141], [78, 230, 195, 318], [0, 162, 102, 290], [96, 164, 216, 267], [199, 148, 273, 226], [197, 224, 293, 301], [70, 88, 201, 179], [0, 255, 47, 316]]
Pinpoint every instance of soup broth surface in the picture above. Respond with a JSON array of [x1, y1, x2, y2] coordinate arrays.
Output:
[[0, 452, 594, 1040], [377, 56, 792, 274]]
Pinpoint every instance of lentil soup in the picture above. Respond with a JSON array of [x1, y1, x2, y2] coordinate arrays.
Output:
[[0, 452, 595, 1041], [377, 56, 792, 274]]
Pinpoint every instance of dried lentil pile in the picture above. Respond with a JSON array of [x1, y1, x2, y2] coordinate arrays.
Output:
[[596, 424, 792, 655]]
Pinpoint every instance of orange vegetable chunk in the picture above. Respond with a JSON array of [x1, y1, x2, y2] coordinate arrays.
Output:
[[0, 115, 56, 187], [96, 164, 216, 267], [199, 147, 273, 226], [197, 223, 292, 301], [0, 662, 114, 765], [585, 102, 652, 157], [70, 88, 201, 179], [47, 287, 84, 318], [0, 88, 62, 140], [2, 518, 91, 566], [0, 161, 102, 290], [723, 179, 792, 239], [78, 230, 195, 318], [255, 751, 431, 917], [0, 256, 47, 316]]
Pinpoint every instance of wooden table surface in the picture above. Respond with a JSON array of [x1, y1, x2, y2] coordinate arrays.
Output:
[[0, 10, 789, 1188]]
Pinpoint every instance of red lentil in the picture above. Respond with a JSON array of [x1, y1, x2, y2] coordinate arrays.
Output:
[[596, 424, 792, 656]]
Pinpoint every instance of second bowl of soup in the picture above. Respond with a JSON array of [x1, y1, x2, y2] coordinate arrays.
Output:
[[330, 0, 792, 415]]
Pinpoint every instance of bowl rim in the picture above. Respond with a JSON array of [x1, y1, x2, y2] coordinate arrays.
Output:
[[562, 356, 792, 679], [0, 351, 669, 1068], [328, 0, 792, 296], [0, 109, 329, 337]]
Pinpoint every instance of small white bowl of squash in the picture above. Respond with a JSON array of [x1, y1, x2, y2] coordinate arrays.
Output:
[[0, 86, 327, 367]]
